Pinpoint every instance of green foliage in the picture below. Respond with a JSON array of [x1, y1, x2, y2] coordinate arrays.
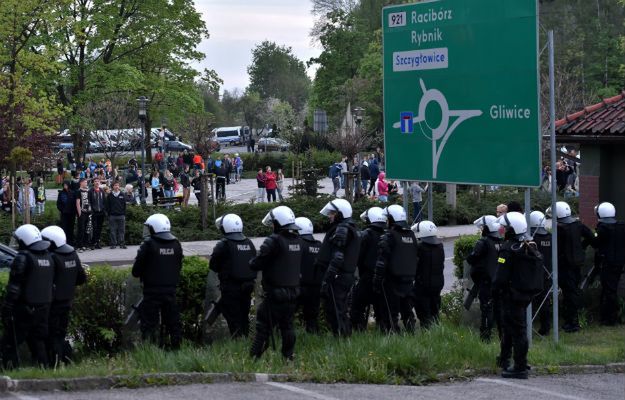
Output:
[[177, 256, 210, 342], [440, 285, 464, 325], [70, 266, 128, 353], [247, 41, 311, 111], [453, 234, 481, 280]]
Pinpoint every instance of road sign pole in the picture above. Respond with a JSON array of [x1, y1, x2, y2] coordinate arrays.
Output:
[[427, 183, 433, 221], [548, 30, 559, 344], [524, 188, 532, 346], [402, 181, 409, 219]]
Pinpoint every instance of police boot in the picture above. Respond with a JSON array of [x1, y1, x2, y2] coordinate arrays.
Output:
[[502, 366, 528, 379], [496, 355, 510, 370]]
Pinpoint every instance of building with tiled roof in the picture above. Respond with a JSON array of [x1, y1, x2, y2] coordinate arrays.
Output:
[[554, 91, 625, 226]]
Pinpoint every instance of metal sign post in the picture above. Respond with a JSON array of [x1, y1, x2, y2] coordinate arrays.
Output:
[[548, 30, 559, 344], [524, 188, 532, 345]]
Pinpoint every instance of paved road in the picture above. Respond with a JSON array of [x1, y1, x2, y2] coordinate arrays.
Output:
[[3, 373, 622, 400]]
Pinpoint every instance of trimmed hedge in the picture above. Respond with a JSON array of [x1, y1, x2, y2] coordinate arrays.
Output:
[[0, 256, 210, 354]]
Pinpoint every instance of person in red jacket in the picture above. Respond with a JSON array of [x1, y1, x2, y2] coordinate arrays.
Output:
[[377, 172, 388, 202], [265, 166, 277, 202]]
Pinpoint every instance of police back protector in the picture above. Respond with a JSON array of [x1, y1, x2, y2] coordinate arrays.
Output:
[[388, 229, 418, 279], [597, 222, 625, 266], [559, 221, 586, 266], [23, 250, 55, 304], [359, 227, 383, 276], [336, 222, 361, 274], [416, 242, 445, 291], [262, 234, 302, 288], [300, 238, 323, 285], [471, 237, 500, 281], [52, 250, 82, 301], [226, 238, 257, 281], [141, 238, 182, 289], [509, 242, 544, 299]]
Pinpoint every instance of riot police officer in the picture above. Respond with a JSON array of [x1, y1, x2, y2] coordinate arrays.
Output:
[[593, 202, 625, 326], [1, 224, 54, 368], [350, 207, 386, 331], [495, 212, 544, 379], [546, 201, 593, 332], [41, 226, 87, 365], [529, 211, 552, 335], [317, 199, 361, 337], [412, 220, 445, 328], [466, 215, 502, 341], [373, 205, 418, 333], [249, 206, 302, 360], [132, 214, 184, 349], [209, 214, 257, 338], [295, 217, 323, 333]]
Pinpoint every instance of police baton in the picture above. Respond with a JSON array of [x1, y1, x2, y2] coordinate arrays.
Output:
[[328, 283, 342, 337], [380, 285, 395, 333], [10, 315, 21, 367], [265, 300, 276, 351]]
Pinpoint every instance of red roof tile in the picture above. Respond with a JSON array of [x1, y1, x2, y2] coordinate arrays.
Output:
[[555, 91, 625, 136]]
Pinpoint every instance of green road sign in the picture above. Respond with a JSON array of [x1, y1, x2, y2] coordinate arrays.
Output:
[[382, 0, 540, 186]]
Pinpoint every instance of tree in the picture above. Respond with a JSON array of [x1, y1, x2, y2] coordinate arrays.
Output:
[[175, 113, 219, 157], [238, 91, 267, 135], [247, 41, 311, 111]]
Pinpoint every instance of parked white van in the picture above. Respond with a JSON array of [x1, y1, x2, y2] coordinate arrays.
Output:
[[212, 126, 249, 146]]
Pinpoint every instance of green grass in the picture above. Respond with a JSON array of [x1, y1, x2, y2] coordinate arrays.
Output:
[[5, 323, 624, 383]]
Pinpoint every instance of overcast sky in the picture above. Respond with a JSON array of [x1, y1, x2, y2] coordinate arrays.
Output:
[[193, 0, 321, 94]]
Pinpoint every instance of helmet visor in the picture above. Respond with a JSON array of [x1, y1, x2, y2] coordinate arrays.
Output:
[[9, 235, 18, 250], [142, 224, 151, 240], [215, 216, 224, 231], [320, 202, 338, 217], [262, 211, 274, 227]]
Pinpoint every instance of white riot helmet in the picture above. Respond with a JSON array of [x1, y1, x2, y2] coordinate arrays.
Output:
[[529, 211, 548, 236], [497, 211, 527, 241], [595, 202, 616, 223], [41, 226, 67, 249], [295, 217, 314, 237], [215, 214, 245, 240], [474, 215, 501, 237], [384, 205, 407, 224], [13, 224, 47, 251], [411, 220, 440, 244], [360, 206, 387, 227], [546, 201, 574, 223], [262, 205, 298, 230], [320, 198, 352, 221], [144, 214, 174, 239]]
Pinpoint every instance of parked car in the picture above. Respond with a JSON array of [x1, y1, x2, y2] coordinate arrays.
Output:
[[258, 137, 290, 152], [164, 140, 193, 152]]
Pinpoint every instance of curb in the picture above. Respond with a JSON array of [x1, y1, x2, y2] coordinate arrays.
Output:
[[1, 363, 622, 393]]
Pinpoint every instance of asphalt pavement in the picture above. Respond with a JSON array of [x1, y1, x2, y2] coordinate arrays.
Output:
[[3, 373, 622, 400]]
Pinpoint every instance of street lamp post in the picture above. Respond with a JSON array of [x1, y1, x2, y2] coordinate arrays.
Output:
[[353, 107, 365, 200], [137, 96, 149, 204]]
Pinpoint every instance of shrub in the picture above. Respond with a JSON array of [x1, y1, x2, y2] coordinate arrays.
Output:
[[176, 256, 210, 342], [452, 234, 480, 279]]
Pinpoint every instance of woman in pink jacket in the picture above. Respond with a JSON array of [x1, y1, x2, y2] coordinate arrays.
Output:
[[377, 172, 388, 202]]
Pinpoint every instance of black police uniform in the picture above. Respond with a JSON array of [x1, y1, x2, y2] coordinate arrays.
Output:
[[556, 219, 593, 331], [414, 237, 445, 328], [209, 234, 257, 337], [1, 240, 54, 368], [317, 218, 361, 337], [593, 220, 625, 325], [373, 226, 418, 333], [350, 224, 385, 331], [249, 230, 302, 359], [494, 240, 544, 377], [132, 232, 183, 349], [297, 234, 323, 333], [48, 243, 87, 364], [466, 234, 501, 340], [531, 230, 552, 335]]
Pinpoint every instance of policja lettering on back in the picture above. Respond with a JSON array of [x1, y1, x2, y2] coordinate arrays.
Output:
[[132, 214, 183, 349], [350, 207, 387, 332], [41, 225, 87, 366], [249, 206, 302, 360], [1, 225, 54, 369], [295, 217, 324, 334], [208, 214, 258, 338]]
